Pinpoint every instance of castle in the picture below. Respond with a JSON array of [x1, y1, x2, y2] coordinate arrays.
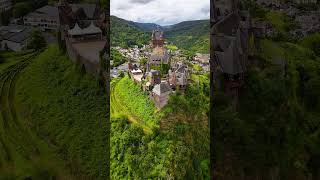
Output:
[[212, 0, 250, 110], [58, 0, 106, 74], [147, 27, 169, 70], [128, 28, 189, 108]]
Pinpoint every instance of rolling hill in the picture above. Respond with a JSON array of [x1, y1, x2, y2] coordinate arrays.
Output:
[[164, 20, 210, 53], [110, 16, 150, 48], [110, 16, 210, 53]]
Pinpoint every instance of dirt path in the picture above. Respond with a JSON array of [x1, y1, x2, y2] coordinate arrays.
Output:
[[0, 52, 74, 179]]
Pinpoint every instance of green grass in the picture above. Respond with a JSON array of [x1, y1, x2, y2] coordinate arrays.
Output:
[[266, 11, 286, 31], [112, 76, 162, 128], [15, 45, 108, 179], [0, 49, 75, 179], [166, 45, 178, 51]]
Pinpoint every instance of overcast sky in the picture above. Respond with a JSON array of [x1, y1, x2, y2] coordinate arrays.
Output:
[[111, 0, 210, 26]]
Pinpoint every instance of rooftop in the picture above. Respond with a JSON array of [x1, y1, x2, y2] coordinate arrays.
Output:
[[0, 25, 33, 43], [152, 82, 172, 96], [68, 22, 102, 36]]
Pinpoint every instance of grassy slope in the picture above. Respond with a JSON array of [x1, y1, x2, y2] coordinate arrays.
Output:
[[15, 45, 107, 179], [0, 50, 76, 179], [112, 76, 162, 129]]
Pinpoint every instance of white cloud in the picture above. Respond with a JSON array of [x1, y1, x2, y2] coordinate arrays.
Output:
[[111, 0, 210, 26]]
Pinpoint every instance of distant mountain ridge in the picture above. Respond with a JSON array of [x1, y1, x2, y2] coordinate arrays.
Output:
[[111, 16, 210, 53], [129, 22, 163, 31]]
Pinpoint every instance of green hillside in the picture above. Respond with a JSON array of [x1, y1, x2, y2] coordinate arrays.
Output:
[[110, 16, 210, 53], [164, 20, 210, 53], [110, 16, 150, 48], [110, 74, 210, 179], [0, 45, 108, 179]]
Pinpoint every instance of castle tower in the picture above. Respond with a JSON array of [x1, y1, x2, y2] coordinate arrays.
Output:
[[212, 0, 248, 111], [152, 27, 164, 48], [58, 0, 74, 27]]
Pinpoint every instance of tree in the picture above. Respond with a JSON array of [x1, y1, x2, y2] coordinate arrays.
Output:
[[28, 28, 46, 50], [13, 2, 32, 18]]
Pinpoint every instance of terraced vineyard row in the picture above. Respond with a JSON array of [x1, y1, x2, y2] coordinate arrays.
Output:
[[110, 77, 152, 133], [0, 51, 74, 179]]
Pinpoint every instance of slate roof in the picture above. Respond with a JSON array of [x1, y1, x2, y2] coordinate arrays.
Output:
[[36, 5, 59, 16], [71, 4, 96, 19], [68, 22, 101, 36], [149, 70, 160, 76], [0, 25, 32, 43], [150, 47, 169, 61], [152, 82, 172, 96]]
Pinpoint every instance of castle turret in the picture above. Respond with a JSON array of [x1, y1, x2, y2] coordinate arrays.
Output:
[[152, 27, 164, 48]]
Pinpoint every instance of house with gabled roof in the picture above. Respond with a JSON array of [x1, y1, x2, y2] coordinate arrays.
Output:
[[168, 62, 189, 90], [24, 5, 59, 31], [151, 81, 172, 108]]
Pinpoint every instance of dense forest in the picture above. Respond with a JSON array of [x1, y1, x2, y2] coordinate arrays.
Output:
[[214, 1, 320, 179], [110, 16, 150, 48], [164, 20, 210, 54]]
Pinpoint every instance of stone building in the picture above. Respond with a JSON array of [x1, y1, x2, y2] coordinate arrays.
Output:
[[24, 5, 59, 31], [212, 0, 250, 109], [58, 0, 106, 74], [0, 25, 32, 51], [0, 0, 11, 13], [148, 27, 169, 68], [168, 62, 189, 90], [147, 70, 161, 86], [151, 81, 172, 109]]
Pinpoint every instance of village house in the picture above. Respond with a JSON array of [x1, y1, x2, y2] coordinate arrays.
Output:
[[0, 0, 11, 13], [147, 70, 161, 86], [151, 81, 172, 109], [194, 53, 210, 64], [0, 25, 32, 51], [24, 5, 59, 31], [130, 69, 143, 83], [168, 62, 189, 90]]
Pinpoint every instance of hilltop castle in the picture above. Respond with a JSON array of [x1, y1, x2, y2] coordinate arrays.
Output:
[[128, 27, 189, 108]]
